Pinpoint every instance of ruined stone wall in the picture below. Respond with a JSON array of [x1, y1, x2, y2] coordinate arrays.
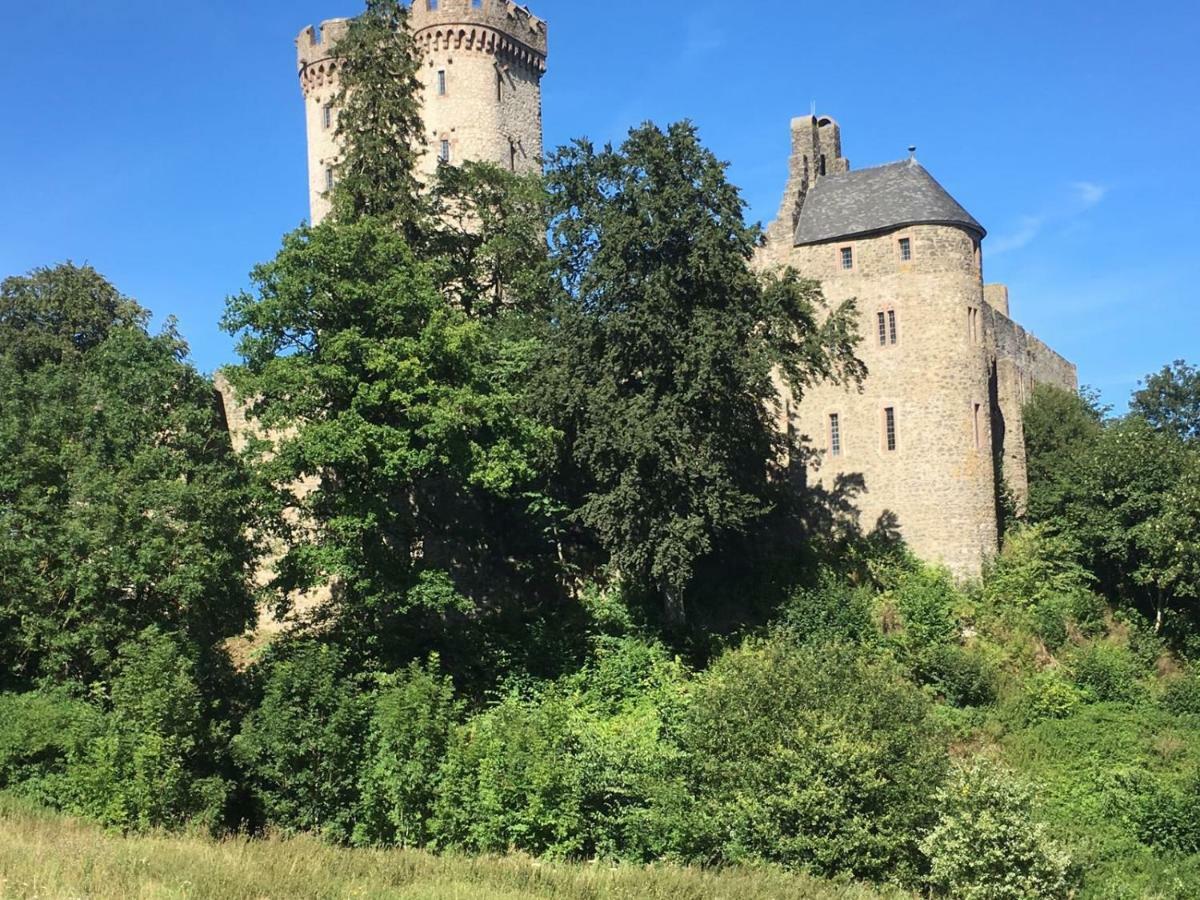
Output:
[[766, 223, 1003, 577], [985, 304, 1078, 511]]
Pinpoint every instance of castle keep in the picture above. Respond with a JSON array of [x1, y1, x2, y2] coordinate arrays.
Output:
[[297, 0, 548, 223], [287, 2, 1076, 577]]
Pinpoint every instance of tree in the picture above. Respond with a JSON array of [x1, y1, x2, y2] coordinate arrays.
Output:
[[329, 0, 427, 231], [1057, 417, 1194, 631], [221, 218, 558, 671], [1022, 383, 1105, 522], [0, 265, 257, 688], [538, 121, 865, 620], [1131, 359, 1200, 442], [0, 263, 145, 371]]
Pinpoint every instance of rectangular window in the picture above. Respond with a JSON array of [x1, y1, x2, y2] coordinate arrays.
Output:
[[472, 0, 483, 7], [884, 407, 897, 452], [439, 139, 451, 163], [968, 307, 979, 344], [509, 141, 517, 172], [899, 237, 912, 261], [497, 69, 504, 102], [829, 414, 842, 457], [877, 311, 887, 346], [324, 167, 335, 191], [840, 247, 854, 270], [437, 70, 447, 95], [322, 104, 333, 130], [973, 403, 983, 450], [888, 309, 898, 345], [427, 0, 439, 10]]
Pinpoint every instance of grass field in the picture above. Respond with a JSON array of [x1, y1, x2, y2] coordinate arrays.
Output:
[[0, 796, 905, 900]]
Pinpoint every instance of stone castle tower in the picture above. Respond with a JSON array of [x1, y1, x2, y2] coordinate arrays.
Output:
[[297, 0, 548, 223], [759, 116, 1077, 576]]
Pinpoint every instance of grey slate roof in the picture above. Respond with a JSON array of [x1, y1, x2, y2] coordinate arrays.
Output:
[[794, 159, 985, 246]]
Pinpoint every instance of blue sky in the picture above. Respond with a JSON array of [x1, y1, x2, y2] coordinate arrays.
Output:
[[2, 1, 1197, 410]]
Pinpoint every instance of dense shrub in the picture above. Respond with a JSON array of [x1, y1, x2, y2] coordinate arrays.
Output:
[[0, 690, 102, 807], [1163, 673, 1200, 716], [921, 762, 1073, 899], [67, 629, 231, 832], [919, 644, 998, 707], [233, 643, 369, 842], [431, 638, 687, 861], [1130, 770, 1200, 854], [674, 639, 947, 882], [1070, 643, 1145, 703], [1013, 671, 1085, 726], [353, 657, 462, 848], [777, 570, 878, 646]]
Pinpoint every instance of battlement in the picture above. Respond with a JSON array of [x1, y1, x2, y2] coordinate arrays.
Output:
[[410, 0, 548, 59], [297, 18, 351, 69]]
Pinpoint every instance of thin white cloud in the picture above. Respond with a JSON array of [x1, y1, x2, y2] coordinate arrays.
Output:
[[1072, 181, 1108, 208], [990, 181, 1109, 256]]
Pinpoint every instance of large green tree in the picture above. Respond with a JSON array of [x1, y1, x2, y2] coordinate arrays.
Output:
[[0, 265, 257, 688], [1131, 359, 1200, 443], [329, 0, 427, 230], [538, 122, 865, 620], [1022, 383, 1106, 523], [221, 218, 559, 672]]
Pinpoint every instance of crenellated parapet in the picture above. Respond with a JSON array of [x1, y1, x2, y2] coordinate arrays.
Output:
[[414, 22, 546, 72], [410, 0, 548, 61], [296, 19, 351, 97]]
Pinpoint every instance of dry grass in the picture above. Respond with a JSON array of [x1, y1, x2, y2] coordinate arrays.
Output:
[[0, 796, 905, 900]]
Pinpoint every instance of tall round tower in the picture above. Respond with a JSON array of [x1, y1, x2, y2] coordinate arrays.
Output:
[[295, 1, 548, 224], [408, 0, 548, 179]]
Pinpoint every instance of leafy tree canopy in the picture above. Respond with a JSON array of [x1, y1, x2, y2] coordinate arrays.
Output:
[[1131, 359, 1200, 442], [0, 265, 257, 689], [537, 121, 865, 619], [1022, 383, 1106, 523]]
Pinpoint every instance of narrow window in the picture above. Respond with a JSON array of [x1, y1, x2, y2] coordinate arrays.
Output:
[[973, 403, 983, 450], [899, 237, 912, 261], [472, 0, 483, 6], [439, 139, 451, 163], [829, 414, 842, 457], [322, 104, 333, 130], [884, 407, 897, 452], [877, 311, 887, 347], [437, 70, 447, 96], [968, 307, 979, 344], [819, 154, 827, 177], [427, 0, 439, 10], [888, 309, 898, 345], [497, 69, 504, 102], [509, 141, 517, 172], [840, 247, 853, 270], [324, 167, 335, 191]]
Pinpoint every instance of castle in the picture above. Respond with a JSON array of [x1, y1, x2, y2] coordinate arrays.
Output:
[[288, 0, 1076, 577]]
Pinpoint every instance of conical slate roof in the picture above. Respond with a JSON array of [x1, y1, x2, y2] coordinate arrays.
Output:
[[794, 159, 985, 246]]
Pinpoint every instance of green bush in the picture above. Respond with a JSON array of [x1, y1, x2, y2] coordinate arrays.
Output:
[[1163, 674, 1200, 716], [1013, 671, 1085, 726], [1070, 643, 1145, 704], [233, 642, 369, 842], [917, 644, 998, 708], [777, 570, 877, 646], [920, 762, 1073, 899], [0, 690, 102, 807], [431, 638, 687, 862], [674, 639, 947, 883], [66, 629, 231, 832], [1130, 770, 1200, 854], [353, 657, 462, 848]]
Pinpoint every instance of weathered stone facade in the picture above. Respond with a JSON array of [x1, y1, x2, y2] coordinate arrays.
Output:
[[758, 116, 1077, 576], [297, 0, 548, 224]]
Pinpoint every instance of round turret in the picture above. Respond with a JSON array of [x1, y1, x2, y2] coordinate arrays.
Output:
[[407, 0, 548, 179]]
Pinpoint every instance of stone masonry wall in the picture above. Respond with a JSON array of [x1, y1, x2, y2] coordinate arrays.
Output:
[[773, 224, 1002, 576]]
